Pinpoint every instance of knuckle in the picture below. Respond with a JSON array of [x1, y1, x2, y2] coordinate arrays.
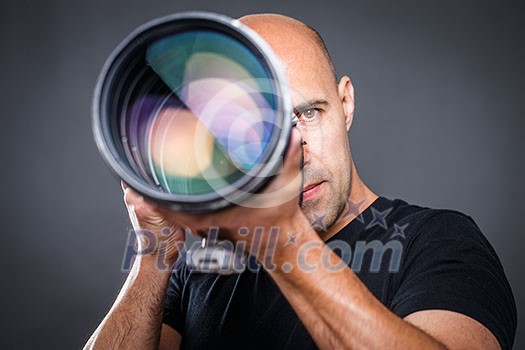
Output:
[[123, 188, 133, 203]]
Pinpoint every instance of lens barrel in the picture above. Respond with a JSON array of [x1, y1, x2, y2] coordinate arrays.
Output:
[[93, 12, 292, 213]]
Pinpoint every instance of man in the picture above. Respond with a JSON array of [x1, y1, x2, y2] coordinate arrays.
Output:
[[84, 14, 516, 349]]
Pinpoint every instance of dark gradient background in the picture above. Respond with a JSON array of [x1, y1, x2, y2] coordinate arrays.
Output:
[[1, 0, 523, 348]]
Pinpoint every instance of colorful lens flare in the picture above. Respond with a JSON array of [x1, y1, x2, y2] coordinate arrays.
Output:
[[117, 29, 278, 195]]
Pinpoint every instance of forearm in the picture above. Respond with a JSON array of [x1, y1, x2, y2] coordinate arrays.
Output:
[[83, 255, 174, 350], [266, 229, 446, 350]]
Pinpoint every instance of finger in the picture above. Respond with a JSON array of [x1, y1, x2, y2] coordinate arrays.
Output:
[[266, 127, 303, 191], [123, 185, 143, 207], [246, 128, 303, 208], [123, 186, 161, 218], [157, 208, 197, 232], [281, 127, 304, 178]]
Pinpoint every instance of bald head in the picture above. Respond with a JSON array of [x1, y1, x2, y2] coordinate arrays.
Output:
[[238, 14, 337, 84], [237, 15, 359, 237]]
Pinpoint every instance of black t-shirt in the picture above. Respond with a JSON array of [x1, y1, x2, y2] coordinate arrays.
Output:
[[163, 197, 517, 349]]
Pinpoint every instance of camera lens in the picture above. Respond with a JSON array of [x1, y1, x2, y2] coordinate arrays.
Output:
[[93, 12, 292, 212]]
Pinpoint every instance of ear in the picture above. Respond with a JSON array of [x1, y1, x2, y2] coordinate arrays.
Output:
[[338, 75, 355, 131]]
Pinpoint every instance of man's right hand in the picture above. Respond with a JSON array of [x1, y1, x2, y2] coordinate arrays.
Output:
[[83, 184, 185, 350], [122, 181, 186, 267]]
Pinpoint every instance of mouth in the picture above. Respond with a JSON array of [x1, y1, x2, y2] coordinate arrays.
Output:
[[302, 181, 325, 201]]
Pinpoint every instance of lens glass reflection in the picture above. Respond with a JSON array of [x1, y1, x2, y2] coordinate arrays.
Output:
[[117, 29, 278, 195]]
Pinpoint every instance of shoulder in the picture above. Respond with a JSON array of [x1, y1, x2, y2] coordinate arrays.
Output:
[[382, 197, 504, 274], [382, 197, 492, 248], [380, 197, 517, 349]]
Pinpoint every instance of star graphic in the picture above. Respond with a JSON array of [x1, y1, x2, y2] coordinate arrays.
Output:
[[284, 232, 298, 247], [310, 212, 328, 232], [390, 223, 409, 239], [342, 197, 366, 223], [366, 207, 393, 230]]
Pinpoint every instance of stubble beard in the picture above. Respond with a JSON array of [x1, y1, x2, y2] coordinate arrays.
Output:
[[300, 166, 346, 235]]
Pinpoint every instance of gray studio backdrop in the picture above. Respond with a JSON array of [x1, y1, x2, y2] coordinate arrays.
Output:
[[1, 0, 523, 348]]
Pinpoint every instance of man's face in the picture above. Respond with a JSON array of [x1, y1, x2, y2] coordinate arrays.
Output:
[[242, 16, 355, 234], [290, 65, 353, 234]]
